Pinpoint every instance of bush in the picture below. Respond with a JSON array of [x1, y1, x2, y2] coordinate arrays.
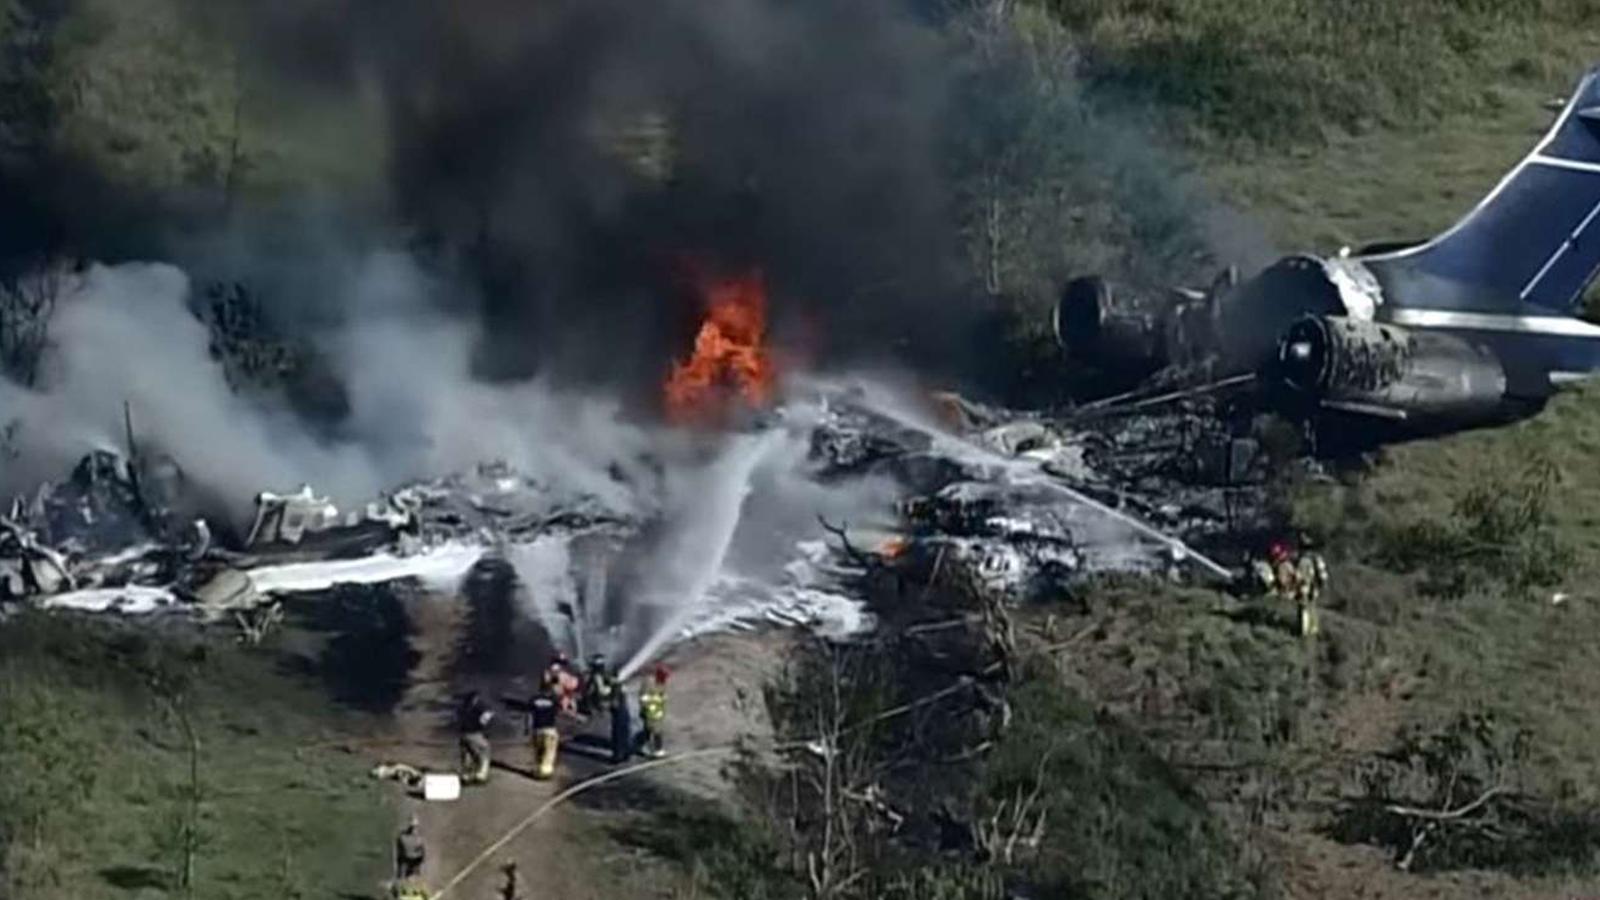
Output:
[[1329, 711, 1600, 875], [1375, 458, 1573, 597]]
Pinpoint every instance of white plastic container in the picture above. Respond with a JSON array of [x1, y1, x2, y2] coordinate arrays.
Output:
[[422, 773, 461, 802]]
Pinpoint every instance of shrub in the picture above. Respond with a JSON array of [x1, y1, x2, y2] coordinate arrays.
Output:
[[1329, 711, 1600, 875], [1376, 458, 1573, 597]]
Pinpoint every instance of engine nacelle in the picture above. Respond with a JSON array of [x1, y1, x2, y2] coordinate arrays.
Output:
[[1276, 316, 1508, 425], [1053, 276, 1170, 379]]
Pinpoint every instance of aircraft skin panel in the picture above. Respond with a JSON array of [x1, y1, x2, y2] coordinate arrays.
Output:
[[1520, 192, 1600, 305], [1376, 319, 1600, 397], [1385, 308, 1600, 337]]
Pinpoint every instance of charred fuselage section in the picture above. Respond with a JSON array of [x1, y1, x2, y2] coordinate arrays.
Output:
[[1272, 317, 1522, 437], [1053, 276, 1177, 383], [1054, 257, 1349, 391], [1053, 252, 1552, 448]]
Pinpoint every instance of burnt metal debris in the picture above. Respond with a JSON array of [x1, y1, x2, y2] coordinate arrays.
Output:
[[0, 379, 1274, 644]]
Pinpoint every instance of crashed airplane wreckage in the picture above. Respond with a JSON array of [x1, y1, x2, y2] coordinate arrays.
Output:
[[0, 378, 1261, 652], [1056, 62, 1600, 445], [0, 449, 439, 611]]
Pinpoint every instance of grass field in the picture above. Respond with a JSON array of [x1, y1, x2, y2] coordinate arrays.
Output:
[[0, 613, 394, 899], [1049, 0, 1600, 146], [1202, 89, 1558, 254], [1294, 385, 1600, 784]]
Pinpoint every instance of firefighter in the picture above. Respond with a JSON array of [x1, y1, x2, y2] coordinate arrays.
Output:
[[500, 862, 522, 900], [457, 691, 494, 785], [638, 664, 669, 759], [394, 814, 425, 882], [546, 652, 581, 717], [1267, 540, 1300, 606], [529, 684, 561, 780], [580, 654, 616, 718], [1295, 536, 1329, 637], [608, 678, 633, 764]]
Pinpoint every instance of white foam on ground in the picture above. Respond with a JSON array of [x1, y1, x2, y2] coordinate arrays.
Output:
[[40, 585, 177, 614], [676, 537, 877, 644], [34, 543, 485, 615], [244, 542, 485, 595]]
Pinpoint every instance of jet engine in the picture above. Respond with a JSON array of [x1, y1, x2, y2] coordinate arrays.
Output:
[[1052, 276, 1171, 380], [1275, 316, 1508, 425]]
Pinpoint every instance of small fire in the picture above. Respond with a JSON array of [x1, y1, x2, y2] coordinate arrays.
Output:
[[664, 268, 778, 425]]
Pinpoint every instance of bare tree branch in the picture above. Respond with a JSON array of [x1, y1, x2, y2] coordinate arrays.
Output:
[[1385, 786, 1508, 822], [817, 516, 880, 572]]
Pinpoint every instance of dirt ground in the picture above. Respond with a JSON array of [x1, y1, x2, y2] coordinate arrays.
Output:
[[364, 589, 793, 900]]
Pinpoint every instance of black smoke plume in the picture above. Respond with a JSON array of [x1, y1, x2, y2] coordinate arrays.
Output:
[[187, 0, 977, 400]]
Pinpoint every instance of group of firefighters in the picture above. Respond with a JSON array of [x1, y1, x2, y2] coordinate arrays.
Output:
[[391, 654, 671, 899], [1249, 535, 1329, 637], [457, 653, 672, 786]]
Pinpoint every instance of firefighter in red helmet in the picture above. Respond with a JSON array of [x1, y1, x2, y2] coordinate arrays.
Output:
[[1253, 537, 1324, 638]]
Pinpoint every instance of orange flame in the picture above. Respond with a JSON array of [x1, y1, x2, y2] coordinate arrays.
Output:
[[664, 269, 778, 425], [877, 536, 910, 559]]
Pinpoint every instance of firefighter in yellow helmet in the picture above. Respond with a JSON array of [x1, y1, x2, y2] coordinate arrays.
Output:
[[638, 664, 670, 759]]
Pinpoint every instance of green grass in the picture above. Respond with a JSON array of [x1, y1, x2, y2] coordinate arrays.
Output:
[[1041, 0, 1600, 147], [1202, 89, 1558, 253], [985, 661, 1262, 899], [1293, 387, 1600, 804], [0, 613, 394, 899]]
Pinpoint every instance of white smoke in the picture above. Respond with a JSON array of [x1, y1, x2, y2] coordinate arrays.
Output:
[[4, 262, 380, 515], [0, 257, 655, 522], [0, 255, 899, 674], [324, 252, 655, 514]]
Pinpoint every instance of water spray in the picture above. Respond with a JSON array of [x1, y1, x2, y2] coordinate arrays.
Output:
[[616, 428, 786, 679]]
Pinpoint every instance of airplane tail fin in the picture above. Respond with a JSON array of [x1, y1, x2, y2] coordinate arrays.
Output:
[[1360, 65, 1600, 314]]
